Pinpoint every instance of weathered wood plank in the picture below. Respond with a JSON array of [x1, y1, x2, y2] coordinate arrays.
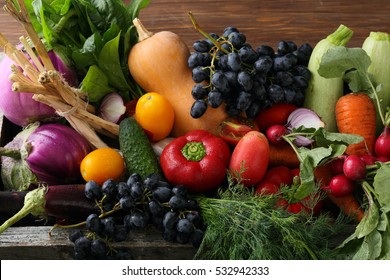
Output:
[[0, 226, 196, 260]]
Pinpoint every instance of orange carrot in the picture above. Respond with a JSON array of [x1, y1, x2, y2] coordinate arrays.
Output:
[[327, 194, 364, 222], [269, 143, 300, 168], [335, 93, 376, 156], [313, 165, 334, 186]]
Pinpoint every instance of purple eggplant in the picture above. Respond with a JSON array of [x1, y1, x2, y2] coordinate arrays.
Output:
[[0, 122, 91, 191], [0, 184, 99, 234]]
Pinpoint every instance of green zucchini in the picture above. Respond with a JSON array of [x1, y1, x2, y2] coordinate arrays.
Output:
[[303, 25, 353, 132], [362, 31, 390, 135], [119, 117, 163, 179]]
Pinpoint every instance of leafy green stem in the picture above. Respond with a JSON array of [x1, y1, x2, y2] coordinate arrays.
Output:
[[366, 74, 386, 126], [52, 9, 77, 34], [282, 134, 304, 162], [362, 180, 380, 202]]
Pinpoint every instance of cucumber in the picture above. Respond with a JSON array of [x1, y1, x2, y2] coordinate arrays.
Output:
[[119, 117, 162, 179]]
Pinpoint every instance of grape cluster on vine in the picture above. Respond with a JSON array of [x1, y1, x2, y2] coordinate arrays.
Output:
[[188, 26, 313, 119], [69, 173, 204, 259]]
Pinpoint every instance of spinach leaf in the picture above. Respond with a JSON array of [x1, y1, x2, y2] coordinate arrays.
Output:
[[98, 32, 131, 92], [80, 65, 115, 102], [26, 0, 150, 100]]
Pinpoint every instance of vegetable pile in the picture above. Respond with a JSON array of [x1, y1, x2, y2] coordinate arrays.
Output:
[[1, 0, 390, 260]]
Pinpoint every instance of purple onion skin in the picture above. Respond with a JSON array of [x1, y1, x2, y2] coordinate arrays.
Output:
[[25, 124, 91, 185], [0, 51, 77, 127]]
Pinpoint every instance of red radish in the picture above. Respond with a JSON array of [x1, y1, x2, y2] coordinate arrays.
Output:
[[376, 156, 390, 163], [265, 125, 288, 146], [343, 155, 366, 181], [328, 156, 345, 174], [375, 126, 390, 158], [323, 174, 355, 197], [0, 184, 99, 234], [360, 154, 376, 165]]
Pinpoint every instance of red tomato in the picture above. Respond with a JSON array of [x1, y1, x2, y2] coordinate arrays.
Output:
[[276, 199, 307, 214], [302, 194, 324, 216], [263, 166, 293, 187], [255, 103, 298, 132], [217, 116, 259, 146], [229, 131, 270, 187], [255, 180, 279, 195], [290, 168, 300, 178]]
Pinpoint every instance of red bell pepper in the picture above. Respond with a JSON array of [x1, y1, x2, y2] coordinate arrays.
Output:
[[160, 130, 231, 193]]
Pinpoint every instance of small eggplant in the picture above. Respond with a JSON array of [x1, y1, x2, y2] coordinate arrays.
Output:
[[0, 184, 99, 234]]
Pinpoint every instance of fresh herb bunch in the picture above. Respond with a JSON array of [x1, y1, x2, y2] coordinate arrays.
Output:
[[195, 175, 350, 260]]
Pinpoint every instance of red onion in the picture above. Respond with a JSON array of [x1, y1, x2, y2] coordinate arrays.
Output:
[[1, 123, 91, 190], [0, 50, 77, 127], [98, 93, 126, 123], [286, 108, 325, 146]]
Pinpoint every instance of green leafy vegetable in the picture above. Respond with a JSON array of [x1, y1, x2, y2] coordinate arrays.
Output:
[[337, 163, 390, 259], [23, 0, 151, 101], [281, 126, 363, 201]]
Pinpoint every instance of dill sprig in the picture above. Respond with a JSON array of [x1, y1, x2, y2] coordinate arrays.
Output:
[[194, 175, 351, 260]]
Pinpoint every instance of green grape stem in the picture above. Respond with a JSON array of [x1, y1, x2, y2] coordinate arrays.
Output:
[[188, 11, 228, 54]]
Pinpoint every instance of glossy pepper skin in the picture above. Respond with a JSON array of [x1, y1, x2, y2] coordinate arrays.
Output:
[[160, 130, 231, 193]]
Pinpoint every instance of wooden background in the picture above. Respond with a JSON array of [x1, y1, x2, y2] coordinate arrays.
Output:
[[1, 0, 390, 50], [0, 0, 389, 260]]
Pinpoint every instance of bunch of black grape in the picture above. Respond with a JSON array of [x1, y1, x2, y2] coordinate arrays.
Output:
[[188, 26, 313, 119], [69, 173, 204, 259]]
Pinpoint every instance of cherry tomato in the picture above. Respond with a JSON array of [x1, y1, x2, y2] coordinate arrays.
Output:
[[217, 116, 259, 146], [229, 131, 270, 187], [135, 92, 175, 141], [80, 148, 125, 185], [255, 103, 297, 132], [263, 165, 293, 187], [302, 194, 324, 216], [255, 180, 280, 195], [290, 168, 300, 178], [276, 199, 307, 214], [122, 99, 138, 118]]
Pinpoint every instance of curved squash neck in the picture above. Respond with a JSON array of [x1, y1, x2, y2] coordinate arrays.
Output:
[[133, 18, 154, 42]]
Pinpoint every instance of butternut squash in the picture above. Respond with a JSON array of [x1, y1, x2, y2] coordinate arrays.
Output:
[[128, 18, 227, 137]]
